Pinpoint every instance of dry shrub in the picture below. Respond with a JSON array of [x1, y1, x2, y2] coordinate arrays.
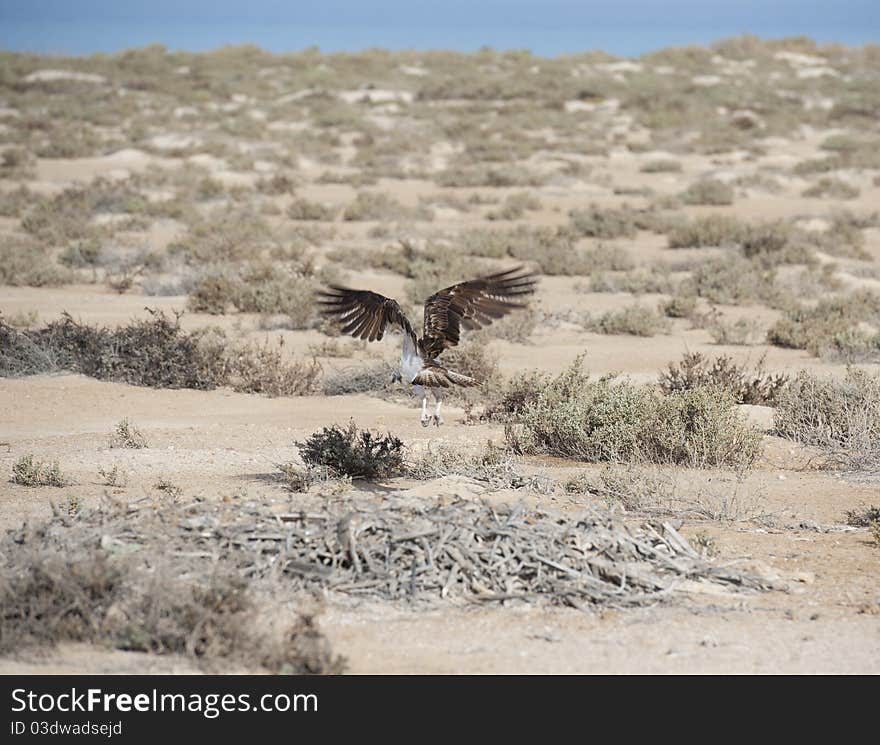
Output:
[[774, 368, 880, 470], [406, 442, 544, 490], [566, 464, 767, 522], [0, 185, 37, 218], [482, 369, 549, 421], [660, 292, 697, 319], [109, 419, 148, 449], [703, 314, 763, 345], [659, 351, 787, 405], [0, 310, 227, 389], [343, 191, 432, 222], [0, 312, 319, 396], [0, 528, 343, 673], [297, 422, 404, 480], [227, 338, 321, 397], [0, 237, 73, 287], [587, 304, 671, 337], [486, 191, 542, 220], [845, 506, 880, 527], [169, 209, 275, 264], [440, 338, 501, 394], [286, 197, 336, 221], [767, 291, 880, 356], [588, 265, 676, 294], [505, 357, 761, 469], [640, 159, 682, 173], [475, 306, 537, 343], [667, 214, 745, 248], [434, 164, 546, 188], [686, 254, 779, 305], [680, 178, 735, 206], [322, 361, 392, 396], [802, 177, 860, 200], [568, 205, 637, 239], [11, 455, 66, 487], [188, 268, 317, 329]]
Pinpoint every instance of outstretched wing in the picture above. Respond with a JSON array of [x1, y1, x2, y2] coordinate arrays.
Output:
[[316, 286, 416, 344], [420, 266, 537, 358]]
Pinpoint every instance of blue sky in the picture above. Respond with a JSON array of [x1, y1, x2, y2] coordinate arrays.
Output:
[[1, 1, 878, 56]]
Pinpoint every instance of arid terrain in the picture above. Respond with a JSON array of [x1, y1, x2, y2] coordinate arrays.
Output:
[[1, 37, 879, 674]]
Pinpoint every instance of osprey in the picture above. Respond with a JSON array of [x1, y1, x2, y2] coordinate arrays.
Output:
[[317, 266, 537, 426]]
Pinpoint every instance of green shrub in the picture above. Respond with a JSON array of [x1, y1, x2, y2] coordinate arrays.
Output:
[[587, 304, 671, 337], [297, 422, 404, 480], [505, 357, 761, 468]]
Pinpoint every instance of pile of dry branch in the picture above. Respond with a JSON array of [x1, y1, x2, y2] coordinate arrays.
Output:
[[7, 494, 781, 610]]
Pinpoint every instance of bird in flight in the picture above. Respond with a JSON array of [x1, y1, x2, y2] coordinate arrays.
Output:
[[317, 266, 537, 426]]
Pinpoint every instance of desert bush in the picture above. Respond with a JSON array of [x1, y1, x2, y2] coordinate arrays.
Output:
[[587, 304, 671, 337], [0, 237, 73, 287], [774, 368, 880, 470], [434, 164, 546, 188], [441, 339, 502, 394], [659, 351, 787, 405], [0, 531, 344, 673], [0, 185, 35, 217], [11, 455, 66, 487], [322, 361, 392, 396], [705, 315, 763, 345], [505, 358, 761, 468], [169, 209, 275, 264], [680, 178, 735, 206], [227, 338, 321, 397], [588, 265, 677, 294], [405, 441, 543, 490], [687, 254, 779, 305], [667, 214, 745, 248], [766, 291, 880, 356], [343, 191, 432, 222], [482, 369, 549, 421], [802, 177, 860, 200], [188, 268, 317, 328], [660, 292, 697, 319], [486, 191, 541, 220], [476, 306, 538, 343], [639, 159, 682, 173], [845, 506, 880, 528], [286, 197, 336, 221], [297, 422, 404, 480], [568, 205, 637, 239], [109, 419, 148, 449]]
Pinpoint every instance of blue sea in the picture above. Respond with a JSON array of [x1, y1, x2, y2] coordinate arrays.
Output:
[[1, 1, 878, 57]]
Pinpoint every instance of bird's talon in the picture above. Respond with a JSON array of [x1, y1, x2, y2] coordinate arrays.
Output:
[[433, 415, 443, 427], [420, 417, 431, 427]]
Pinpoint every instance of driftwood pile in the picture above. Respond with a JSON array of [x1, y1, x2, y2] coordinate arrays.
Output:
[[21, 494, 780, 609]]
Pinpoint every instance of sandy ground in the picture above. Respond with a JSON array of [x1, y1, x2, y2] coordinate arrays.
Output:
[[2, 45, 880, 674], [1, 370, 878, 674]]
